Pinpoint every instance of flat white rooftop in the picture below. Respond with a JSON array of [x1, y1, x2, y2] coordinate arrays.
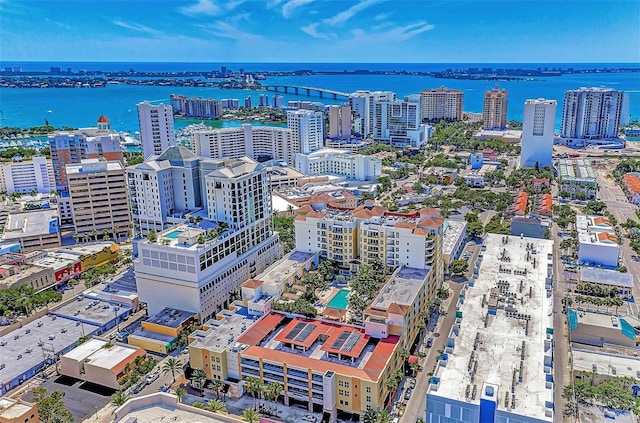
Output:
[[190, 313, 256, 353], [370, 266, 430, 311], [429, 234, 554, 421], [443, 220, 467, 257], [254, 250, 315, 289], [2, 210, 59, 240], [573, 348, 640, 380]]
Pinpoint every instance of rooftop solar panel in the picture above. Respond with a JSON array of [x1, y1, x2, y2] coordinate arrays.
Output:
[[342, 332, 361, 352], [295, 324, 315, 343], [331, 330, 350, 350], [285, 322, 306, 340]]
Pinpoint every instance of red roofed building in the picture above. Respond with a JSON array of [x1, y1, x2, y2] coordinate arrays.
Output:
[[533, 193, 553, 217], [622, 173, 640, 205], [505, 191, 528, 217]]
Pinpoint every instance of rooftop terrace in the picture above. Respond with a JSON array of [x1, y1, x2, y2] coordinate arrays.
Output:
[[429, 234, 554, 421]]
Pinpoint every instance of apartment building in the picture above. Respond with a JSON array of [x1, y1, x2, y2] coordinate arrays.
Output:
[[170, 94, 222, 120], [482, 85, 508, 130], [137, 101, 176, 159], [134, 156, 282, 320], [420, 86, 464, 122], [191, 124, 297, 165], [372, 93, 427, 148], [295, 203, 444, 282], [66, 159, 130, 242], [328, 105, 352, 139], [0, 157, 55, 194], [577, 215, 619, 267], [557, 158, 598, 199], [561, 87, 628, 140], [48, 132, 87, 192], [295, 148, 381, 181], [287, 109, 324, 153]]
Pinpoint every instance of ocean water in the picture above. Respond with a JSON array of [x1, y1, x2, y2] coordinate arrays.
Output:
[[1, 62, 638, 134]]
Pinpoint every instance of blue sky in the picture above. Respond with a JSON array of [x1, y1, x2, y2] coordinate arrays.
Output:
[[1, 0, 639, 63]]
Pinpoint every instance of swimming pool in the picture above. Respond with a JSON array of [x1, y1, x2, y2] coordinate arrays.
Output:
[[164, 230, 183, 239], [327, 289, 349, 310]]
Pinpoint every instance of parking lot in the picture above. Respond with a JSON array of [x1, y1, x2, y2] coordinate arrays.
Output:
[[22, 374, 114, 421]]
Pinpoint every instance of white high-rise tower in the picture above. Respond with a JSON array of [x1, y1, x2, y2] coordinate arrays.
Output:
[[561, 87, 628, 140], [286, 109, 324, 153], [520, 99, 557, 168], [137, 101, 176, 159]]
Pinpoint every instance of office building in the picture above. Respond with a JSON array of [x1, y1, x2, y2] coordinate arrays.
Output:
[[520, 99, 557, 168], [328, 105, 352, 139], [48, 132, 87, 192], [482, 85, 508, 130], [0, 157, 55, 195], [137, 101, 176, 159], [295, 148, 381, 181], [134, 156, 282, 320], [287, 109, 324, 153], [59, 338, 146, 389], [420, 86, 464, 122], [576, 215, 619, 267], [170, 95, 222, 120], [1, 210, 61, 252], [66, 159, 130, 242], [561, 87, 628, 140], [427, 234, 554, 423], [191, 124, 297, 165]]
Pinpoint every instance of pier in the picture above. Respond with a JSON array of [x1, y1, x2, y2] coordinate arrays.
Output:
[[263, 85, 350, 100]]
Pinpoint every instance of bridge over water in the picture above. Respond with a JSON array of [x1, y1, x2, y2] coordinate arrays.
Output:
[[262, 85, 350, 100]]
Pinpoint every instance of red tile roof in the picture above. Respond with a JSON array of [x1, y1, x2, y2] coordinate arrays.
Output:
[[97, 114, 110, 123], [242, 279, 263, 289], [597, 233, 617, 243], [237, 313, 286, 346]]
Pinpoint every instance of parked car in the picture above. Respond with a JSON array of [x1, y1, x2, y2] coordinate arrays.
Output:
[[404, 388, 412, 400], [408, 378, 416, 389], [426, 337, 433, 348], [132, 383, 145, 394], [145, 372, 159, 384]]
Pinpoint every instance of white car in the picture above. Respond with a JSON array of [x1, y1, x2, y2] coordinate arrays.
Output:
[[145, 372, 160, 384]]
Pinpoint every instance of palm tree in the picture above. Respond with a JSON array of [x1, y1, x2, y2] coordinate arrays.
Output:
[[399, 348, 410, 372], [384, 378, 398, 407], [376, 409, 393, 423], [110, 391, 129, 407], [191, 369, 207, 394], [162, 358, 182, 384], [242, 408, 260, 423], [264, 381, 283, 408], [102, 228, 109, 240], [72, 233, 79, 244], [174, 387, 187, 403], [192, 401, 205, 409], [92, 229, 99, 241], [362, 408, 378, 423], [410, 360, 421, 377], [210, 379, 223, 399], [244, 376, 264, 409], [19, 297, 32, 316], [206, 399, 227, 413]]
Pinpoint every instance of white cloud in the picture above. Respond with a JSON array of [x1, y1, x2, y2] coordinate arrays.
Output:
[[301, 23, 329, 39], [351, 21, 435, 42], [180, 0, 222, 16], [323, 0, 382, 26], [45, 18, 71, 30], [112, 20, 162, 36], [282, 0, 314, 19], [374, 12, 390, 21]]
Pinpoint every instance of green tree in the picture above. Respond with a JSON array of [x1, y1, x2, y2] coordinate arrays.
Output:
[[33, 387, 74, 423], [449, 260, 469, 276], [244, 376, 264, 409], [192, 401, 205, 409], [110, 391, 130, 407], [191, 368, 207, 394], [242, 408, 261, 423], [210, 378, 224, 399], [174, 387, 187, 403], [466, 221, 484, 238], [162, 357, 182, 384], [206, 399, 227, 413]]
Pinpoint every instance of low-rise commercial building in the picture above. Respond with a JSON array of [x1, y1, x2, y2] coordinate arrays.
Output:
[[575, 267, 634, 299], [60, 338, 146, 389], [0, 397, 38, 423], [577, 215, 619, 267], [1, 210, 61, 253], [128, 308, 198, 355], [510, 216, 549, 239], [568, 310, 637, 348], [266, 163, 306, 189], [0, 264, 54, 291], [427, 234, 555, 423]]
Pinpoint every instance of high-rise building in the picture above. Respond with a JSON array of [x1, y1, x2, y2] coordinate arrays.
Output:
[[133, 155, 282, 319], [328, 105, 352, 139], [192, 124, 297, 165], [127, 146, 203, 237], [372, 93, 427, 148], [66, 159, 130, 242], [560, 87, 628, 140], [287, 109, 324, 153], [420, 86, 464, 122], [482, 85, 508, 130], [48, 132, 87, 193], [520, 99, 557, 168], [1, 157, 55, 194], [244, 96, 252, 108], [259, 94, 269, 108], [170, 95, 222, 120], [272, 94, 284, 110], [137, 101, 175, 159]]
